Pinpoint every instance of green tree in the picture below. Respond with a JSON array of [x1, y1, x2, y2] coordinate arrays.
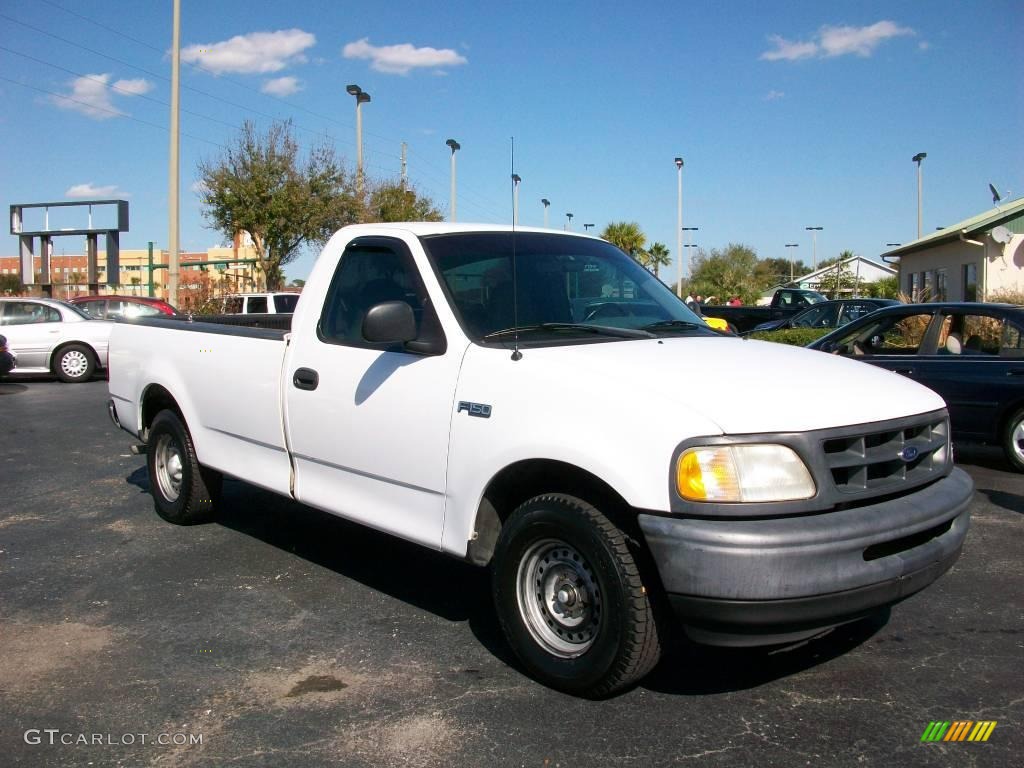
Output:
[[865, 275, 899, 299], [198, 120, 360, 290], [365, 180, 443, 222], [755, 256, 809, 288], [644, 242, 671, 278], [1, 274, 22, 295], [818, 250, 859, 298], [600, 221, 647, 260], [688, 243, 761, 303], [290, 278, 306, 288]]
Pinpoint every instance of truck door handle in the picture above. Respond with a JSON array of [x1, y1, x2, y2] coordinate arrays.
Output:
[[1008, 370, 1024, 377], [893, 368, 914, 376], [292, 367, 319, 391]]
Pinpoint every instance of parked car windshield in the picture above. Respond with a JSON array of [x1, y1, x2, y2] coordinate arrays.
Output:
[[421, 232, 714, 343]]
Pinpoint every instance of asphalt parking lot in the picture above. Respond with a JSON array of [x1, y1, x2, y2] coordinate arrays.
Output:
[[1, 379, 1021, 767]]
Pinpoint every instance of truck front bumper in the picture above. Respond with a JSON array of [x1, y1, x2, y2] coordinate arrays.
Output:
[[638, 468, 973, 646]]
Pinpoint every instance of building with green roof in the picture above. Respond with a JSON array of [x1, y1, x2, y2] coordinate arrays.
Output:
[[880, 197, 1024, 302]]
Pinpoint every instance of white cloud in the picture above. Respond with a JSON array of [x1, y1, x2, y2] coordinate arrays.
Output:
[[261, 76, 302, 96], [760, 35, 819, 62], [47, 73, 153, 120], [763, 89, 785, 101], [112, 78, 153, 96], [66, 183, 120, 198], [342, 38, 467, 75], [819, 21, 914, 57], [761, 21, 915, 61], [182, 29, 316, 74]]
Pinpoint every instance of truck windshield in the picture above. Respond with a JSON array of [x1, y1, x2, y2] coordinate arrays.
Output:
[[420, 232, 714, 343]]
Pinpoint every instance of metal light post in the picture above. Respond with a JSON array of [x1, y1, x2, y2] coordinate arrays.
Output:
[[346, 84, 371, 197], [445, 139, 460, 222], [806, 226, 822, 271], [785, 243, 799, 283], [511, 174, 521, 226], [565, 212, 573, 231], [675, 157, 684, 297], [912, 152, 927, 239], [167, 0, 181, 306], [541, 198, 550, 228], [583, 223, 594, 232]]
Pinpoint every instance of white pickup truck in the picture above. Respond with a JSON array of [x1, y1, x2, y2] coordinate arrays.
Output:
[[108, 224, 972, 696]]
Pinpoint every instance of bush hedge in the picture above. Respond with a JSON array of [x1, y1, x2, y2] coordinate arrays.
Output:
[[746, 328, 832, 346]]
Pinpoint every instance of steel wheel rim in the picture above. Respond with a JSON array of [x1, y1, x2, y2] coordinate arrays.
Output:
[[1012, 417, 1024, 464], [154, 433, 183, 502], [516, 538, 601, 658], [60, 350, 89, 378]]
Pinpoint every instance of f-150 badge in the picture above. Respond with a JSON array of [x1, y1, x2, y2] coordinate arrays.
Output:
[[458, 401, 492, 418]]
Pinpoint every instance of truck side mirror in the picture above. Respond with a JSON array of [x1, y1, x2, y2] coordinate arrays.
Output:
[[362, 301, 417, 344]]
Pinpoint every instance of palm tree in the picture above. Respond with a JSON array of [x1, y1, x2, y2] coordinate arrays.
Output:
[[600, 221, 647, 261], [645, 242, 671, 278]]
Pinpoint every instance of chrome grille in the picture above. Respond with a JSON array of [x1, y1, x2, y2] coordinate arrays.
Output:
[[823, 415, 949, 494]]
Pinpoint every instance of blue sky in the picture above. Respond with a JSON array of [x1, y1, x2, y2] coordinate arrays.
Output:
[[1, 0, 1021, 282]]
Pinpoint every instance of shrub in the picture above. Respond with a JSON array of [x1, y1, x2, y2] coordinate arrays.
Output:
[[746, 327, 832, 346], [989, 288, 1024, 305]]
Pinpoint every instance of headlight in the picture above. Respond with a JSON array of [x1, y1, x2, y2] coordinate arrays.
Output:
[[676, 444, 816, 503]]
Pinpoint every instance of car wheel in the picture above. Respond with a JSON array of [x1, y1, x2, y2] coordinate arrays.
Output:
[[1004, 408, 1024, 473], [54, 343, 95, 383], [491, 494, 663, 697], [147, 409, 222, 524]]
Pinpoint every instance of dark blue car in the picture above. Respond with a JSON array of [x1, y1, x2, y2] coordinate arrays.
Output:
[[748, 298, 898, 335], [808, 302, 1024, 472]]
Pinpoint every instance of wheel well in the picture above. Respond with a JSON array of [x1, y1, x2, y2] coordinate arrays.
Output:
[[998, 400, 1024, 440], [141, 385, 183, 439], [466, 459, 635, 566], [50, 341, 98, 371]]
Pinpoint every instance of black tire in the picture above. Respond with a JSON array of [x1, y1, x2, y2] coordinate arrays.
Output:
[[1004, 408, 1024, 473], [146, 409, 221, 524], [491, 494, 663, 697], [53, 343, 95, 383]]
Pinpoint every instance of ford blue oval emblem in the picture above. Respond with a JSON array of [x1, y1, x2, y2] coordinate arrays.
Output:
[[900, 446, 920, 462]]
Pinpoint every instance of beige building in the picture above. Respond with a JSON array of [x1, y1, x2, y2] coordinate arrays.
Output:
[[0, 236, 262, 302], [881, 198, 1024, 302]]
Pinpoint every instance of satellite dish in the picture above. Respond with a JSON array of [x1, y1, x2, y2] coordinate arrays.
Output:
[[991, 225, 1012, 244]]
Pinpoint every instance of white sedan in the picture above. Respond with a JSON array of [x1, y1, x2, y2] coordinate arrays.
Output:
[[0, 297, 114, 383]]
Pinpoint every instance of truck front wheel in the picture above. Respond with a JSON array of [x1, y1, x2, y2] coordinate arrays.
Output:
[[147, 410, 221, 524], [491, 494, 662, 697]]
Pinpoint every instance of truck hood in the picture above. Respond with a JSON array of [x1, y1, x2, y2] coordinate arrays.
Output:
[[518, 336, 946, 435]]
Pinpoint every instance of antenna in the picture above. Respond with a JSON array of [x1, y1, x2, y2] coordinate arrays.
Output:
[[510, 137, 522, 361], [989, 183, 1002, 206]]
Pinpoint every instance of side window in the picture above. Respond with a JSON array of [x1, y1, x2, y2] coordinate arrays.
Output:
[[1001, 321, 1024, 358], [224, 297, 243, 314], [78, 300, 107, 319], [3, 302, 61, 325], [840, 302, 876, 325], [247, 296, 268, 313], [835, 313, 933, 355], [274, 294, 299, 312], [107, 300, 126, 319], [123, 302, 161, 318], [319, 242, 432, 349], [935, 314, 1003, 355], [793, 304, 839, 328]]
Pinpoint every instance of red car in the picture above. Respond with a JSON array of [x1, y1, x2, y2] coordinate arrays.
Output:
[[71, 295, 178, 320]]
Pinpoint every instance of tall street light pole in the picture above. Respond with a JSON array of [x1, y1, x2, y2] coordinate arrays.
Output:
[[675, 157, 684, 297], [446, 139, 460, 222], [912, 152, 927, 239], [541, 198, 550, 228], [784, 243, 799, 283], [583, 223, 594, 232], [565, 212, 573, 231], [346, 85, 371, 198], [806, 226, 822, 272], [511, 174, 521, 226], [167, 0, 181, 306]]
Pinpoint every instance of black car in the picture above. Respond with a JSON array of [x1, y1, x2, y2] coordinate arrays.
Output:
[[747, 298, 898, 335], [808, 302, 1024, 471]]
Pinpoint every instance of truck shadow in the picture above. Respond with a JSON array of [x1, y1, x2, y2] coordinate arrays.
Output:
[[125, 468, 889, 695]]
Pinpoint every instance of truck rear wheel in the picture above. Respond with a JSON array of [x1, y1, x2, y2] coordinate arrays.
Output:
[[147, 410, 221, 524], [491, 494, 662, 697]]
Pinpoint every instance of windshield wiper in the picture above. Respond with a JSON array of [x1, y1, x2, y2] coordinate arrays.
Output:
[[640, 320, 706, 333], [482, 323, 655, 341]]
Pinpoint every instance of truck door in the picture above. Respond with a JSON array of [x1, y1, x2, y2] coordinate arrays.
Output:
[[284, 236, 461, 549]]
